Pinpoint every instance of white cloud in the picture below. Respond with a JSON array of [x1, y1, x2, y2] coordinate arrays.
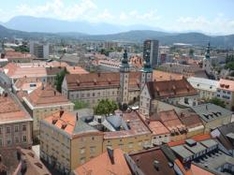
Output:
[[173, 15, 234, 34], [95, 9, 114, 22], [118, 9, 161, 25], [15, 0, 97, 21]]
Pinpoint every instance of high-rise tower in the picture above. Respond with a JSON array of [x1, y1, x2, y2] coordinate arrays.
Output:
[[119, 50, 130, 104], [143, 40, 159, 68]]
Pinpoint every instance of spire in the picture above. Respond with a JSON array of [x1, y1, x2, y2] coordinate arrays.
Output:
[[142, 49, 152, 72], [205, 42, 210, 60], [119, 49, 129, 72]]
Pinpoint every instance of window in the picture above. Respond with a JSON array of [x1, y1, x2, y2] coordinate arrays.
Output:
[[0, 138, 2, 146], [6, 127, 11, 134], [90, 147, 96, 154], [15, 136, 19, 143], [15, 125, 19, 132], [0, 127, 2, 134], [80, 148, 85, 154], [22, 136, 27, 142], [92, 93, 95, 97], [7, 138, 12, 145], [22, 125, 26, 131]]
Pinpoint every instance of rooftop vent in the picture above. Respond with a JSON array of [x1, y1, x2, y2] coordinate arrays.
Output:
[[28, 152, 34, 158], [225, 85, 229, 88], [107, 146, 114, 164], [185, 139, 197, 147], [52, 117, 58, 125], [61, 122, 67, 129], [76, 80, 80, 86], [153, 160, 160, 171], [35, 162, 43, 169]]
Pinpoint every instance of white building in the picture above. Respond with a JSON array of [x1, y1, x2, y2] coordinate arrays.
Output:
[[187, 77, 219, 101]]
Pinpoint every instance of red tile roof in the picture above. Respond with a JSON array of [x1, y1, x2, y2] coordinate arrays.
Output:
[[218, 79, 234, 91], [73, 148, 131, 175], [167, 133, 211, 147], [147, 77, 197, 99], [148, 121, 170, 135], [0, 93, 32, 124], [151, 110, 186, 134], [24, 84, 72, 108]]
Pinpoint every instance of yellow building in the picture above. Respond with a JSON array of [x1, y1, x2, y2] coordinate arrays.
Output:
[[40, 110, 103, 174], [102, 111, 152, 153], [22, 84, 74, 139], [40, 110, 152, 174], [0, 90, 33, 148]]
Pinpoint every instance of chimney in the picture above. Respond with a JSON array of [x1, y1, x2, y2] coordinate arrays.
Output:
[[206, 105, 208, 110], [54, 90, 56, 96], [107, 147, 114, 164], [0, 154, 2, 163], [153, 160, 160, 171], [21, 158, 27, 175], [98, 72, 101, 77], [76, 113, 79, 121], [59, 110, 64, 118]]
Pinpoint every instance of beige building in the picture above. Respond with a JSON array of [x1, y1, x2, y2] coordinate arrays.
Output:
[[191, 103, 232, 133], [40, 110, 104, 174], [0, 89, 33, 148], [22, 84, 74, 139], [62, 72, 141, 107], [139, 77, 198, 117]]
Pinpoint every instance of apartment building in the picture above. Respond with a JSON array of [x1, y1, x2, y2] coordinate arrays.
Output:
[[40, 110, 103, 174], [216, 78, 234, 111], [0, 89, 33, 148], [187, 77, 218, 101], [22, 84, 74, 139], [102, 111, 152, 153]]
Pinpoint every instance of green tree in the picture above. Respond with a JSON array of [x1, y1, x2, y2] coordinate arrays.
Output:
[[73, 100, 89, 110], [94, 99, 118, 116], [189, 49, 194, 57], [209, 97, 225, 108], [54, 68, 69, 92]]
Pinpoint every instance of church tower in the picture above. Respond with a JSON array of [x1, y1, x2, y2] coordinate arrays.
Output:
[[119, 50, 130, 104], [202, 42, 212, 74], [141, 49, 153, 90]]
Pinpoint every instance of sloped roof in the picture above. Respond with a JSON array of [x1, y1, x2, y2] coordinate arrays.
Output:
[[191, 103, 232, 123], [129, 147, 176, 175], [150, 110, 186, 133], [43, 111, 99, 137], [24, 84, 72, 108], [0, 93, 32, 124], [146, 77, 197, 99], [218, 78, 234, 91], [73, 148, 131, 175]]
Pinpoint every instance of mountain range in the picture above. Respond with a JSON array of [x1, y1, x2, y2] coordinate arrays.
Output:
[[1, 16, 234, 48]]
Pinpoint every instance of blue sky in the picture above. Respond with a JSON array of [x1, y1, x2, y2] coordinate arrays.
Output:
[[1, 0, 234, 34]]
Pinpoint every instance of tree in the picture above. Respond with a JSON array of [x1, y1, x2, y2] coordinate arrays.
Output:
[[73, 100, 89, 110], [209, 97, 225, 108], [189, 49, 194, 57], [94, 99, 118, 116], [54, 68, 69, 92]]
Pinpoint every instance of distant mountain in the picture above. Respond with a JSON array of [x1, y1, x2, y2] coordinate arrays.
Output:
[[81, 31, 234, 48], [0, 24, 234, 48], [3, 16, 167, 35]]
